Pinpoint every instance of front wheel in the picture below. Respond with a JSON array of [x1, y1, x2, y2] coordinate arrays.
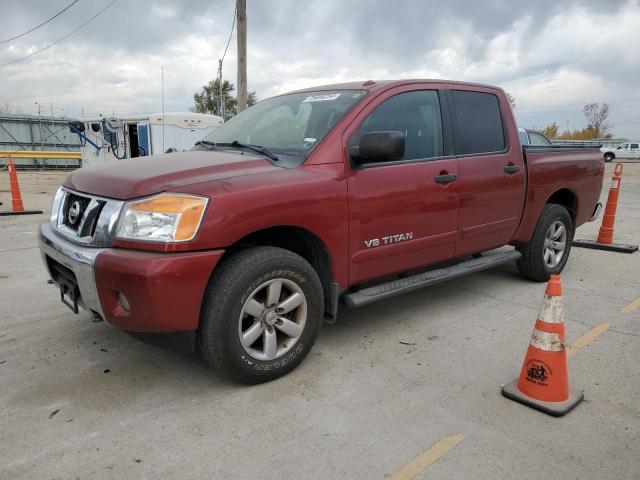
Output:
[[517, 204, 574, 282], [197, 246, 324, 384], [604, 153, 614, 162]]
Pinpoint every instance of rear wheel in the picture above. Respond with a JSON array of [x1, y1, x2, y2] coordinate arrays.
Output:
[[517, 204, 574, 282], [197, 246, 324, 384], [604, 153, 614, 162]]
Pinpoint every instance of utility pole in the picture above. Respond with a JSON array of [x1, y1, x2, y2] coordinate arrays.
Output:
[[236, 0, 247, 112], [218, 59, 224, 118]]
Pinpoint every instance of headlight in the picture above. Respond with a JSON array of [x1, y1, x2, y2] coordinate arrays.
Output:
[[50, 187, 65, 224], [115, 193, 208, 242]]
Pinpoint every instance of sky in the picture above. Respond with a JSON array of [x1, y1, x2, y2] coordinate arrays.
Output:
[[1, 0, 639, 138]]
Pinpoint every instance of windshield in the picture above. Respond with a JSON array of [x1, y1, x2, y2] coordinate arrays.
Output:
[[194, 89, 367, 166]]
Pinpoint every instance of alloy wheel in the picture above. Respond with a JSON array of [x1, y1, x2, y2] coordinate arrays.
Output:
[[238, 278, 307, 361], [543, 220, 567, 268]]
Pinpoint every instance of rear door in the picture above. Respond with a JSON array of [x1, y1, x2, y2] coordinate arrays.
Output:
[[448, 88, 526, 257], [616, 143, 630, 158], [346, 88, 459, 284], [630, 143, 640, 159]]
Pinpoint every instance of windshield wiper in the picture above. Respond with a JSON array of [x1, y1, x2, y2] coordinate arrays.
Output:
[[217, 140, 279, 162], [194, 140, 217, 149]]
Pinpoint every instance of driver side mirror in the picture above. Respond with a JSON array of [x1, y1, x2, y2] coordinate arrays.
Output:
[[351, 131, 405, 163]]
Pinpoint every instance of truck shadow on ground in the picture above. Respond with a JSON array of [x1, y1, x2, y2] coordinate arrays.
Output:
[[10, 261, 532, 410], [325, 261, 528, 337]]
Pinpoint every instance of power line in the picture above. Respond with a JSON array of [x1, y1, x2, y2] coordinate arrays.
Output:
[[0, 0, 117, 69], [0, 0, 80, 45], [216, 5, 237, 117], [220, 5, 237, 65]]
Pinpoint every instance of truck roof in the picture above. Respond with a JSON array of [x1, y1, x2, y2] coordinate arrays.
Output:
[[287, 79, 505, 95]]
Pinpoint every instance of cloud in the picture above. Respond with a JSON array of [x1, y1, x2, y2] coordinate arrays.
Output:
[[0, 0, 638, 137]]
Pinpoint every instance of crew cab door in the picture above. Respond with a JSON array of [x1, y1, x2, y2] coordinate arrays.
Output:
[[616, 143, 630, 159], [448, 88, 526, 257], [629, 143, 640, 159], [346, 88, 459, 284]]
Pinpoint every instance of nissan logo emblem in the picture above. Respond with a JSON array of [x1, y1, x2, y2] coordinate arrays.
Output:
[[68, 201, 81, 225]]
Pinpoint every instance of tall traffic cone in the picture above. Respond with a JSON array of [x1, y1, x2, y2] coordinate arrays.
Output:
[[0, 156, 43, 216], [573, 163, 638, 253], [502, 275, 583, 416]]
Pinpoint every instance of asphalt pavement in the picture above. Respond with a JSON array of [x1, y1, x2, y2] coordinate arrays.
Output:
[[1, 162, 639, 479]]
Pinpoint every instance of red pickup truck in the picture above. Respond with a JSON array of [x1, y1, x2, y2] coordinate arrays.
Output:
[[39, 80, 604, 383]]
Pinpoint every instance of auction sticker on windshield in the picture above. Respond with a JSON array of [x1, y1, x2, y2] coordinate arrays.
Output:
[[302, 93, 341, 103]]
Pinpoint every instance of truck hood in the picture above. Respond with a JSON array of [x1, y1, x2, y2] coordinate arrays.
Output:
[[64, 150, 279, 200]]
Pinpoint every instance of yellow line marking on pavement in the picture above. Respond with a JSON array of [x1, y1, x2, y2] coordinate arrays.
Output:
[[566, 323, 610, 358], [391, 433, 465, 480], [620, 297, 640, 315]]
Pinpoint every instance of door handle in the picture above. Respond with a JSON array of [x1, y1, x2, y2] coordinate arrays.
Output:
[[435, 173, 457, 184], [504, 164, 521, 174]]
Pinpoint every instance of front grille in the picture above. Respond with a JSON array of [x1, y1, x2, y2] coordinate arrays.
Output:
[[62, 193, 91, 231], [52, 188, 122, 246]]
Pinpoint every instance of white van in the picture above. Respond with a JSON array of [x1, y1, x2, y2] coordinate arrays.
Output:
[[70, 112, 223, 167]]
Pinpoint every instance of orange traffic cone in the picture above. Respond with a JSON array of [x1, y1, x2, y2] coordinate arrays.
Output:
[[0, 156, 43, 216], [502, 275, 583, 416], [573, 163, 638, 253]]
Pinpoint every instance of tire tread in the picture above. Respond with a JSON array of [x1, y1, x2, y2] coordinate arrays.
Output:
[[516, 203, 574, 282], [197, 246, 323, 384]]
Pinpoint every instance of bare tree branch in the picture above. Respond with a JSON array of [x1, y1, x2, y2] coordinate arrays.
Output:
[[0, 101, 17, 113], [583, 102, 610, 138]]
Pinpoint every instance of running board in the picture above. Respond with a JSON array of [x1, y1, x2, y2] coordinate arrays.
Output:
[[342, 250, 521, 308]]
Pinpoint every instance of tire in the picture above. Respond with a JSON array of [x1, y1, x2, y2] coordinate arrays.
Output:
[[516, 204, 574, 282], [197, 246, 324, 384], [604, 153, 614, 162]]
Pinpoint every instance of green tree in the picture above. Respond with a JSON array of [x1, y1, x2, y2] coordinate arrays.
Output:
[[191, 78, 256, 120]]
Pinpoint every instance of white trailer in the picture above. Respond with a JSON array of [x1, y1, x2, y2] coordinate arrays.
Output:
[[70, 112, 223, 167]]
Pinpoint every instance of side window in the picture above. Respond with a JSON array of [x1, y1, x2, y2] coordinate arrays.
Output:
[[349, 90, 443, 161], [529, 132, 551, 145], [518, 129, 529, 145], [631, 143, 639, 149], [451, 90, 505, 155]]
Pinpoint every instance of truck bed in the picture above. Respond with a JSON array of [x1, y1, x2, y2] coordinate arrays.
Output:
[[512, 144, 603, 244]]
